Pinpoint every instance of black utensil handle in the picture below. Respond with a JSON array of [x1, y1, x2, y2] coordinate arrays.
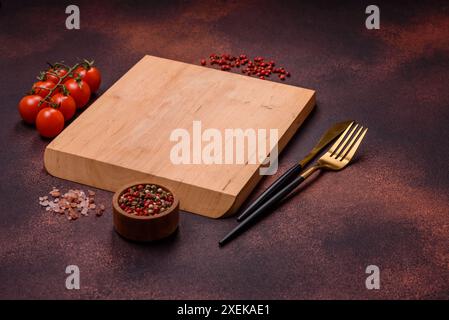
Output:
[[219, 175, 306, 247], [236, 163, 302, 222]]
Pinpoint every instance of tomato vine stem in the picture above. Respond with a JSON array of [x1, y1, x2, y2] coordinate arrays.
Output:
[[36, 62, 82, 108]]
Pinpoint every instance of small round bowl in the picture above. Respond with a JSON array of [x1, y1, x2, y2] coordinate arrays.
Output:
[[112, 182, 179, 242]]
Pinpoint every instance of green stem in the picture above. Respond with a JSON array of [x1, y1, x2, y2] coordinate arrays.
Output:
[[38, 62, 81, 108]]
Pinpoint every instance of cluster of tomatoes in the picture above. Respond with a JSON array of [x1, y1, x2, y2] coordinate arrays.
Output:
[[18, 60, 101, 138]]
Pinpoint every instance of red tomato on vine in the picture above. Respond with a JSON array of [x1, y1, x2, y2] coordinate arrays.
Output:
[[32, 81, 56, 98], [36, 108, 65, 138], [75, 65, 101, 93], [64, 79, 91, 109], [50, 93, 76, 121], [44, 68, 68, 84], [18, 95, 44, 124]]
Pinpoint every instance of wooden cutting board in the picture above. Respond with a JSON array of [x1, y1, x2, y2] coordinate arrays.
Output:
[[44, 55, 315, 218]]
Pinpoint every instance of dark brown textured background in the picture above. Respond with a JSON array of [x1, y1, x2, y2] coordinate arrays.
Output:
[[1, 0, 448, 299]]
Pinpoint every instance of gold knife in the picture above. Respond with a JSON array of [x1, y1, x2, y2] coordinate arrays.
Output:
[[236, 120, 354, 221]]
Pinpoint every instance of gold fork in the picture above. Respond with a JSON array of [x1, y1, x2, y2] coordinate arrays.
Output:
[[219, 122, 368, 247], [299, 121, 368, 179]]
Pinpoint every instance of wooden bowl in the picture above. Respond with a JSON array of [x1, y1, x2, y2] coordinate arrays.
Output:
[[112, 182, 179, 242]]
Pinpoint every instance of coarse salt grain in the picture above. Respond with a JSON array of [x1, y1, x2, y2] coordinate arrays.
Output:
[[39, 187, 106, 222]]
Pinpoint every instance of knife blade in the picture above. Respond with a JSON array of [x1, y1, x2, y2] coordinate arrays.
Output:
[[236, 120, 354, 222]]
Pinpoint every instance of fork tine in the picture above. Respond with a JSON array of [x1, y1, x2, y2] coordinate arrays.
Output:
[[336, 126, 364, 160], [332, 124, 358, 157], [341, 127, 368, 161], [329, 122, 355, 155]]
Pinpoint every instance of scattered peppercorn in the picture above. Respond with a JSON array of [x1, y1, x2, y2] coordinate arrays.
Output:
[[200, 54, 291, 81], [118, 184, 174, 217]]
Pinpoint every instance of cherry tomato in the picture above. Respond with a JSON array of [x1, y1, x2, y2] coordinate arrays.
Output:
[[50, 93, 76, 121], [64, 79, 91, 109], [36, 107, 65, 138], [75, 66, 101, 93], [61, 71, 76, 84], [32, 81, 56, 98], [44, 68, 68, 84], [18, 95, 44, 124]]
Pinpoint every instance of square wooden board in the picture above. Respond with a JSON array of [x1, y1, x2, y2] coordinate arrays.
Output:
[[44, 55, 315, 218]]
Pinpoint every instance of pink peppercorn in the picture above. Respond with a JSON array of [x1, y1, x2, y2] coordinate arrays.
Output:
[[199, 54, 291, 82]]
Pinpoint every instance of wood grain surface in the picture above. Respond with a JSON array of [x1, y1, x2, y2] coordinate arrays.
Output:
[[44, 55, 315, 218]]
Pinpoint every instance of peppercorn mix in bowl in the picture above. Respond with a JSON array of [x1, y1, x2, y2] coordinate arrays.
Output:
[[112, 182, 179, 242]]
